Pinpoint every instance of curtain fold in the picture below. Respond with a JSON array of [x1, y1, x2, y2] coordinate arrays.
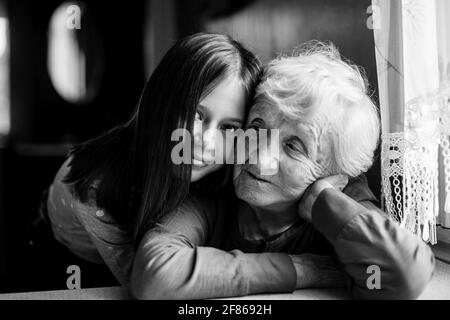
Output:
[[374, 0, 450, 244], [436, 0, 450, 228]]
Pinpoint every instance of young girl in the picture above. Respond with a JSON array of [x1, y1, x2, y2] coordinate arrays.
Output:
[[41, 33, 262, 286]]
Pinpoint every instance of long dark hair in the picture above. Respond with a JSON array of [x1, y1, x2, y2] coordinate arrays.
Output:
[[63, 33, 262, 242]]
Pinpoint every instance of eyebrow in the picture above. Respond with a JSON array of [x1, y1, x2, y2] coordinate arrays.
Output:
[[198, 104, 243, 124], [249, 117, 265, 125], [226, 118, 244, 124]]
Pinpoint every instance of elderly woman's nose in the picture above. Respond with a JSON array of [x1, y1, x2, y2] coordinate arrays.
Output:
[[257, 144, 279, 176]]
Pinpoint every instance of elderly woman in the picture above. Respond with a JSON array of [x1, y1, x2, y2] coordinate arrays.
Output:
[[130, 42, 435, 300]]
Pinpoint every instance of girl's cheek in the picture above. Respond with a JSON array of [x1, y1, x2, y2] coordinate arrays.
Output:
[[192, 121, 203, 153], [222, 136, 235, 164]]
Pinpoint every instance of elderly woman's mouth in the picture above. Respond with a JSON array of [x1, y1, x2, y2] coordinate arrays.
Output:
[[245, 169, 271, 184]]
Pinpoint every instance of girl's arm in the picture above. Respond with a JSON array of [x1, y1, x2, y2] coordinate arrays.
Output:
[[129, 198, 299, 300]]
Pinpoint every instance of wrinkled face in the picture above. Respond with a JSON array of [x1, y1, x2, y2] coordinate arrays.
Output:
[[191, 76, 247, 182], [233, 98, 331, 208]]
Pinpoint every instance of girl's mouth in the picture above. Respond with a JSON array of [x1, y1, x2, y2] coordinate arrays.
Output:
[[192, 158, 207, 168]]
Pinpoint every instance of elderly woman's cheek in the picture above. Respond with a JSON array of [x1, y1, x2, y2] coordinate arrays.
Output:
[[282, 158, 321, 192]]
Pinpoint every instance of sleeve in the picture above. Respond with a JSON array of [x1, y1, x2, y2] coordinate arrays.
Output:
[[70, 188, 134, 285], [311, 187, 435, 299], [129, 199, 296, 300], [81, 221, 134, 285], [48, 157, 136, 285], [70, 198, 134, 285]]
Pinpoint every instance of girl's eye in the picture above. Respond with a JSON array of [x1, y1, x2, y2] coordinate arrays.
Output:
[[221, 124, 239, 132], [195, 111, 203, 121]]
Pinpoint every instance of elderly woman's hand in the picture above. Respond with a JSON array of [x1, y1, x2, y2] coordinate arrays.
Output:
[[297, 175, 349, 222]]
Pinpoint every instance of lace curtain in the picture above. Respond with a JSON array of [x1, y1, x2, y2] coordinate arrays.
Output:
[[373, 0, 450, 244]]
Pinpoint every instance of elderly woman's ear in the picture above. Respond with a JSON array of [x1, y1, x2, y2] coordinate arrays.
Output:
[[297, 174, 349, 222]]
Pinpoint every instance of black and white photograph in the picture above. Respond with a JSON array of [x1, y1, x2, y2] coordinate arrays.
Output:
[[0, 0, 449, 305]]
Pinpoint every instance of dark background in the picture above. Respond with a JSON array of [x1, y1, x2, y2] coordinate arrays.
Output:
[[0, 0, 379, 293]]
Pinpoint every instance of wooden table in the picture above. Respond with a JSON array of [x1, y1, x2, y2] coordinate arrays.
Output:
[[1, 260, 449, 300]]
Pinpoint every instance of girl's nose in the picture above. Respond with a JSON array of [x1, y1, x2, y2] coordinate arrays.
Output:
[[202, 126, 219, 163]]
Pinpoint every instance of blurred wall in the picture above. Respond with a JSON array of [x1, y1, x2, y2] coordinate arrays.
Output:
[[9, 0, 145, 144], [0, 147, 6, 289], [143, 0, 177, 78], [0, 0, 8, 290], [3, 0, 146, 292]]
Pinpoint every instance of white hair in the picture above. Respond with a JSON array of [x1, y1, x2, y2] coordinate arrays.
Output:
[[256, 41, 380, 177]]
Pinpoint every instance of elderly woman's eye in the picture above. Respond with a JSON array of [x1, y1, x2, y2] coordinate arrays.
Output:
[[285, 139, 306, 156], [286, 142, 299, 152]]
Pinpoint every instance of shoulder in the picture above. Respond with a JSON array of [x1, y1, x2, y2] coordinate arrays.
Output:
[[49, 157, 78, 208], [50, 157, 114, 224], [54, 156, 72, 184], [53, 156, 101, 206]]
